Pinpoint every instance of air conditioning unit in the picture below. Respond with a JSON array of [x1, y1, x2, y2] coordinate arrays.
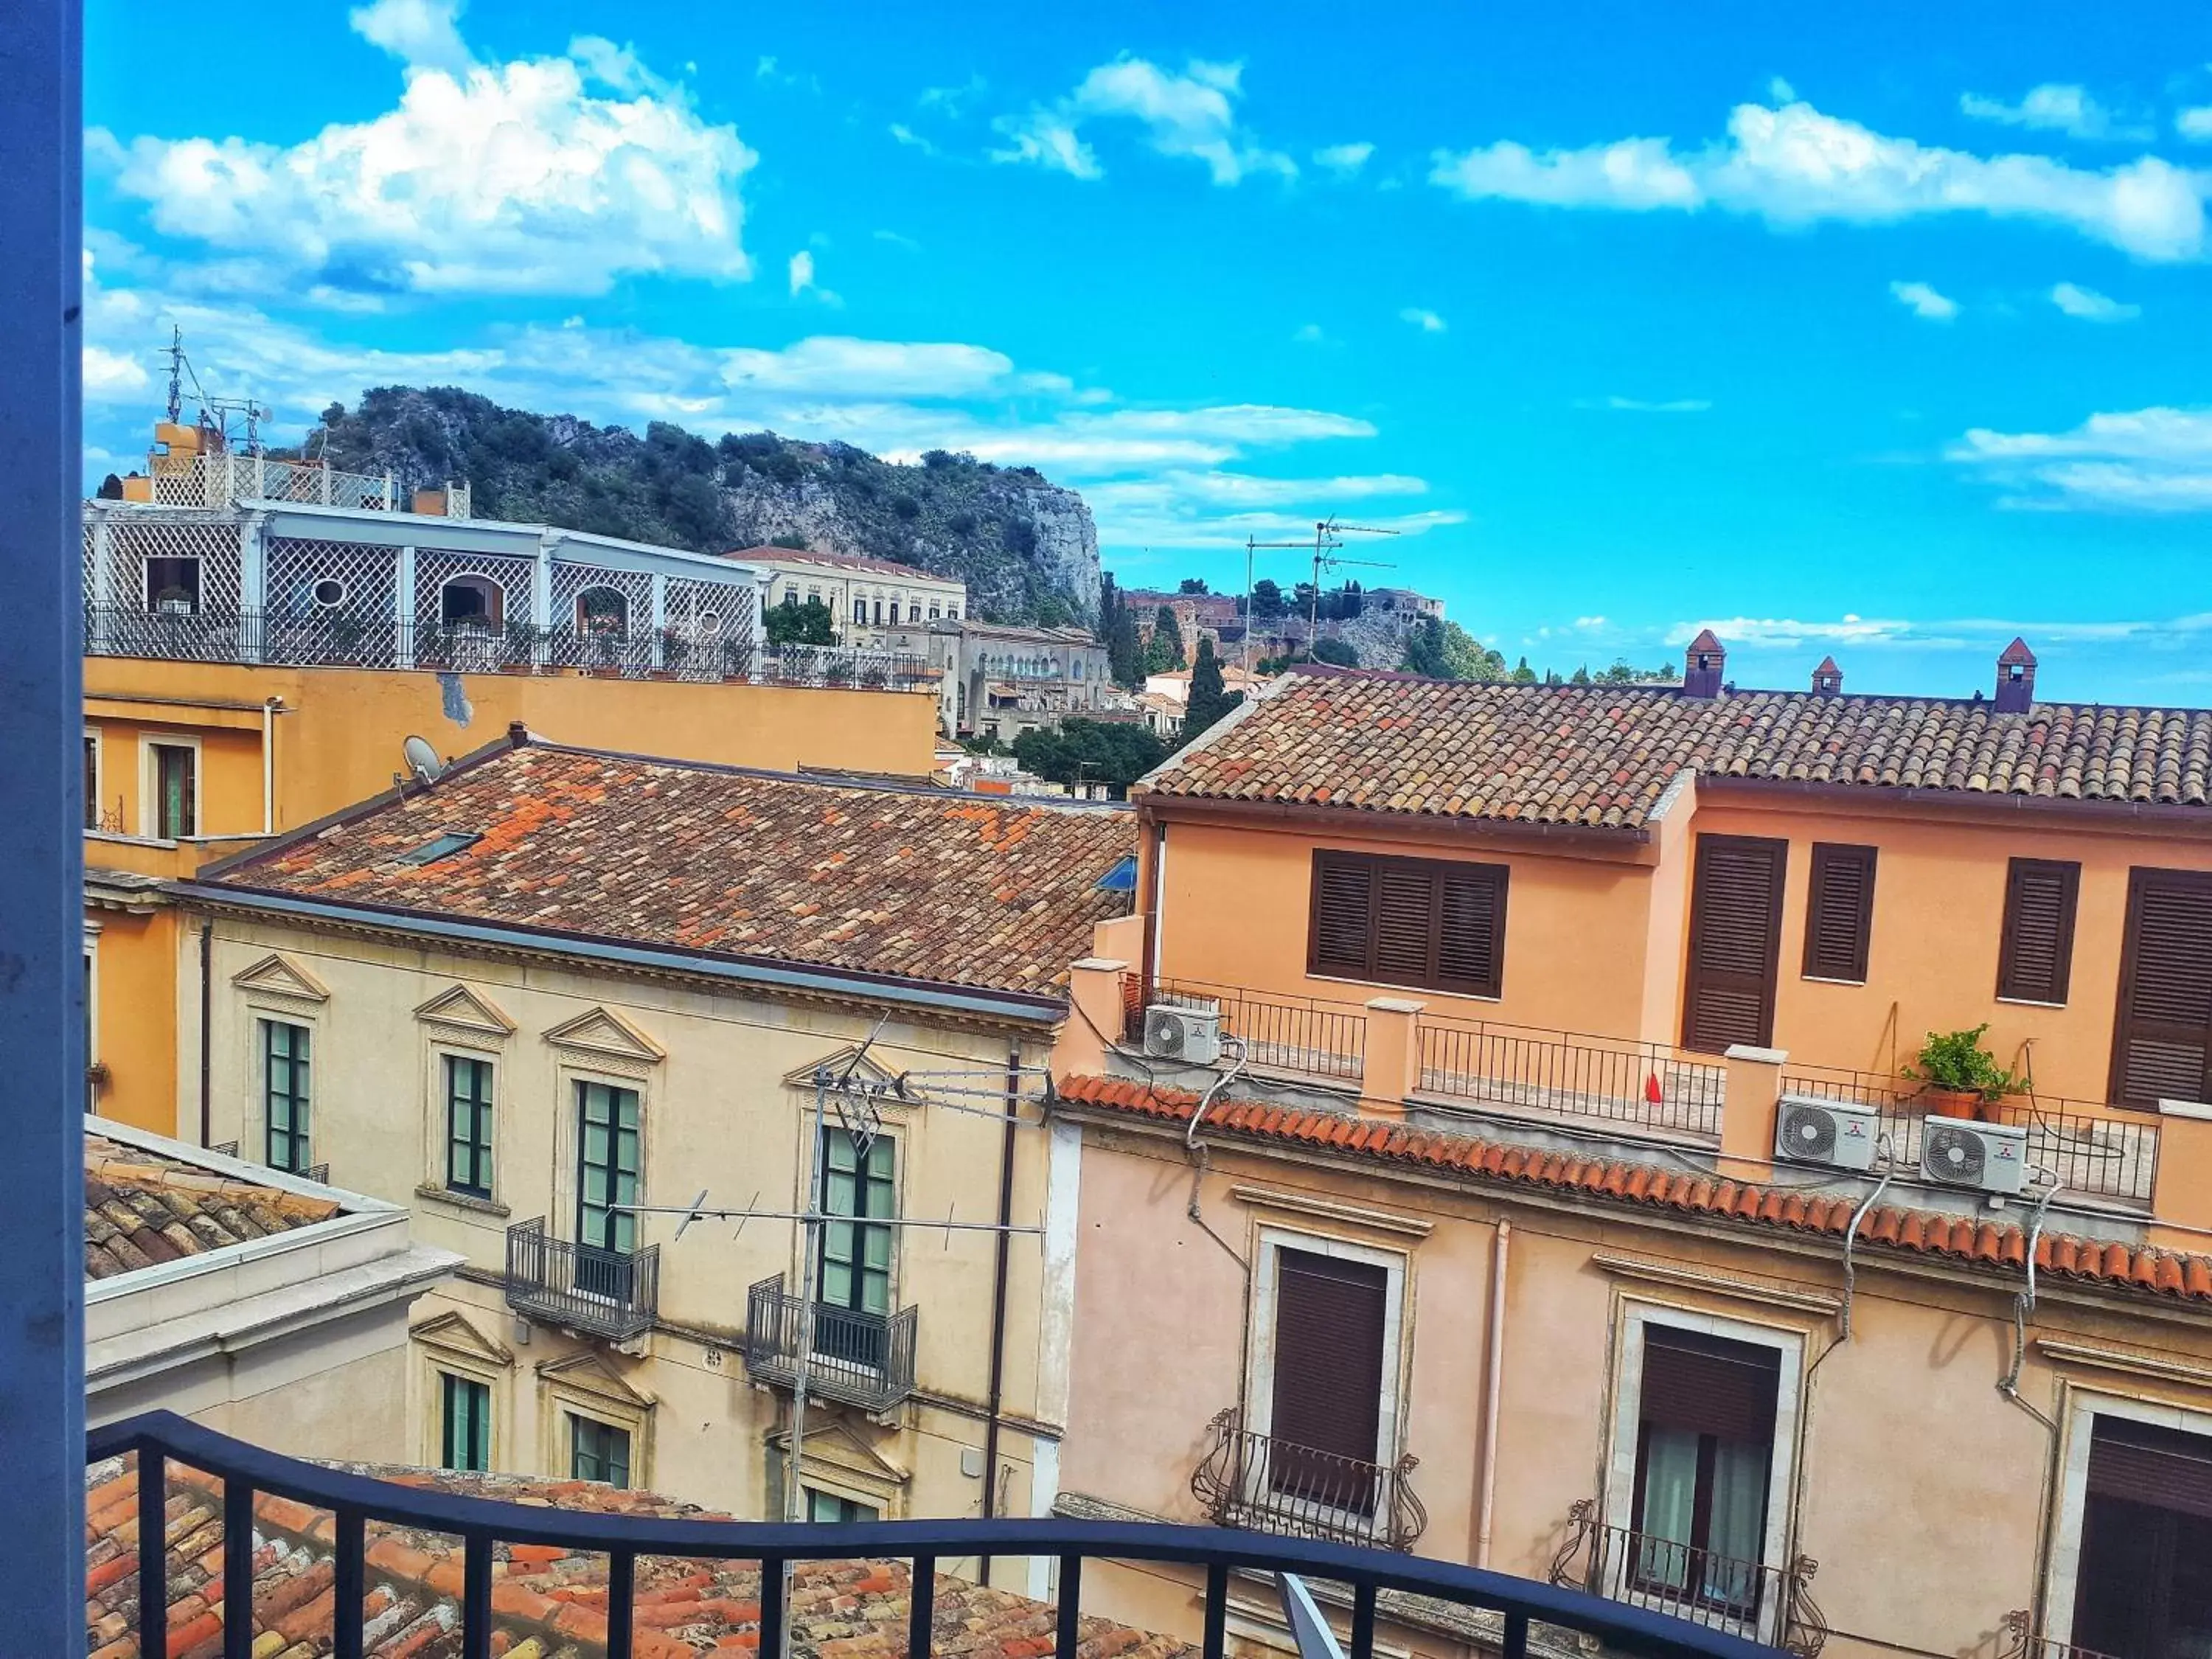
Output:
[[1142, 1002, 1222, 1066], [1773, 1094, 1879, 1172], [1920, 1117, 2028, 1196]]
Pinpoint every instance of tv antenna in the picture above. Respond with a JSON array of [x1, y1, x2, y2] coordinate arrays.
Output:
[[160, 324, 271, 451], [1240, 535, 1312, 677], [1304, 518, 1398, 659]]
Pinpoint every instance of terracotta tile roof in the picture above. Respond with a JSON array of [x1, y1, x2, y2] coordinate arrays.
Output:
[[204, 742, 1134, 999], [84, 1135, 338, 1281], [1138, 666, 2212, 830], [1057, 1074, 2212, 1305], [84, 1456, 1195, 1659]]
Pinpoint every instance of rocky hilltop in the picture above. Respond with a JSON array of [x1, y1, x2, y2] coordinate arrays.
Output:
[[293, 387, 1102, 625]]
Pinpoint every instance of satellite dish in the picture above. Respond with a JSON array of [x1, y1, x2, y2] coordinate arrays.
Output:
[[402, 736, 444, 785]]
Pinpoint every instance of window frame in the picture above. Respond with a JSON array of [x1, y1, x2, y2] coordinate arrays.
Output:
[[816, 1127, 897, 1317], [2045, 1389, 2212, 1653], [83, 728, 100, 832], [1800, 842, 1877, 985], [1304, 847, 1511, 1000], [443, 1052, 497, 1200], [260, 1016, 313, 1174], [568, 1411, 633, 1489], [439, 1371, 492, 1472], [574, 1077, 642, 1256], [1995, 857, 2081, 1006], [1245, 1225, 1408, 1486], [139, 734, 201, 841], [1601, 1301, 1804, 1645]]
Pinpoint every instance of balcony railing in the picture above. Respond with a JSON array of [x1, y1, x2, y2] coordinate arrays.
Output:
[[743, 1273, 919, 1413], [2001, 1610, 2125, 1659], [87, 1411, 1773, 1659], [1191, 1408, 1427, 1553], [1132, 979, 1369, 1083], [139, 450, 470, 516], [83, 605, 936, 689], [1419, 1018, 1729, 1138], [504, 1217, 659, 1343], [1549, 1500, 1826, 1658], [1779, 1066, 2158, 1206]]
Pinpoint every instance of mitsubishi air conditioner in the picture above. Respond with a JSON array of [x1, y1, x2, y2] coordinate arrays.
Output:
[[1773, 1094, 1879, 1172], [1919, 1117, 2028, 1197], [1142, 1002, 1222, 1066]]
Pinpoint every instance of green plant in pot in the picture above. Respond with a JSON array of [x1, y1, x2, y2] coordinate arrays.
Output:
[[1904, 1025, 2023, 1121]]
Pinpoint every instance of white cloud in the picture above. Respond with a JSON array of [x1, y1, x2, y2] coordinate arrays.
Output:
[[1668, 612, 2212, 650], [348, 0, 470, 74], [1959, 83, 2148, 142], [2050, 280, 2140, 320], [1949, 406, 2212, 511], [1314, 142, 1375, 175], [888, 123, 937, 156], [788, 250, 814, 296], [1573, 615, 1608, 630], [1293, 322, 1328, 344], [1081, 472, 1457, 549], [2181, 107, 2212, 142], [98, 20, 754, 299], [1890, 279, 1960, 320], [991, 57, 1294, 184], [1576, 395, 1713, 413], [82, 345, 150, 397], [1430, 97, 2208, 260], [1399, 307, 1447, 333], [1767, 77, 1797, 105], [919, 76, 987, 116]]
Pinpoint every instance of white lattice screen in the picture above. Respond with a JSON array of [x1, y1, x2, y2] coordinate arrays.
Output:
[[101, 515, 243, 612], [264, 538, 400, 619], [664, 575, 754, 639], [552, 560, 653, 633], [414, 551, 533, 630]]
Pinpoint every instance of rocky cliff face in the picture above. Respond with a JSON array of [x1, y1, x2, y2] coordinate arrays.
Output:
[[295, 387, 1102, 625]]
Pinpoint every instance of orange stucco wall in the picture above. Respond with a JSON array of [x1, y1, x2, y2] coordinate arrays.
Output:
[[1062, 1118, 2180, 1659], [82, 656, 942, 1137]]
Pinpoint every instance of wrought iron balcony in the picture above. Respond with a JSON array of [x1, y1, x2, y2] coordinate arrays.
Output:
[[1548, 1499, 1826, 1658], [742, 1273, 919, 1413], [504, 1217, 659, 1343], [1190, 1407, 1427, 1552], [88, 1409, 1777, 1659]]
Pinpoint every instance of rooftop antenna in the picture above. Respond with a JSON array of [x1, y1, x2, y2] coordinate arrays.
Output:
[[1305, 518, 1398, 660], [401, 736, 444, 787], [163, 324, 185, 425], [1241, 534, 1310, 678], [158, 323, 271, 451]]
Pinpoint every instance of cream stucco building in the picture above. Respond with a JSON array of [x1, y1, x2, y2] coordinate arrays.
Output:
[[173, 731, 1135, 1586]]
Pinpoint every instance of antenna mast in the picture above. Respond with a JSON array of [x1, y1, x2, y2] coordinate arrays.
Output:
[[163, 324, 184, 425], [1305, 518, 1399, 661], [1240, 534, 1310, 677]]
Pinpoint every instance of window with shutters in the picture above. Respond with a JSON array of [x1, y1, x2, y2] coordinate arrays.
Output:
[[1252, 1232, 1405, 1516], [1682, 836, 1788, 1054], [1996, 858, 2079, 1006], [2110, 869, 2212, 1109], [2067, 1414, 2212, 1659], [1307, 850, 1509, 998], [1624, 1326, 1782, 1617], [1801, 844, 1877, 984]]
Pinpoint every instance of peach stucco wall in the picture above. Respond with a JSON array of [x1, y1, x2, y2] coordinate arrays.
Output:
[[1062, 1117, 2212, 1659]]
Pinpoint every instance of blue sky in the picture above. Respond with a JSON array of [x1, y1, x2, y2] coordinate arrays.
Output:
[[83, 0, 2212, 703]]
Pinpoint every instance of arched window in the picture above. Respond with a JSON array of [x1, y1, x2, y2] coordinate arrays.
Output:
[[575, 586, 628, 635], [440, 576, 503, 629]]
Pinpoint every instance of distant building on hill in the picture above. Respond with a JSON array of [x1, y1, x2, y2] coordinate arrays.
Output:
[[733, 544, 967, 653], [930, 618, 1113, 742]]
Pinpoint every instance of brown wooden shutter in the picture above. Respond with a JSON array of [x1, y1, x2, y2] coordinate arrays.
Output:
[[1682, 835, 1788, 1054], [2112, 869, 2212, 1107], [1269, 1249, 1388, 1466], [1639, 1326, 1780, 1443], [1437, 864, 1509, 998], [1996, 858, 2079, 1005], [1309, 854, 1375, 978], [2087, 1416, 2212, 1521], [1802, 843, 1877, 983], [1372, 862, 1439, 983]]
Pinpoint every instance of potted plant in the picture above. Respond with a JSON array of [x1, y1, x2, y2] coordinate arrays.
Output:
[[1904, 1025, 2023, 1121]]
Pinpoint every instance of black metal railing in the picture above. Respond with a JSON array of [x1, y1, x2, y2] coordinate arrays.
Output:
[[1549, 1501, 1825, 1658], [1420, 1018, 1729, 1137], [504, 1217, 660, 1343], [1779, 1068, 2158, 1206], [743, 1273, 919, 1413], [1132, 979, 1368, 1082], [1190, 1408, 1427, 1552], [82, 605, 936, 689], [2000, 1610, 2125, 1659], [87, 1410, 1778, 1659]]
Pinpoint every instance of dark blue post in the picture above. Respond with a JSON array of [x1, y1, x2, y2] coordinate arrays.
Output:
[[0, 0, 86, 1650]]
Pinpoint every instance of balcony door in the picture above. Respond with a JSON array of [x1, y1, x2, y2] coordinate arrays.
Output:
[[1682, 835, 1787, 1054], [815, 1130, 894, 1374], [1266, 1248, 1388, 1517], [2072, 1416, 2212, 1659], [1627, 1326, 1780, 1619], [574, 1081, 639, 1299], [2110, 869, 2212, 1107]]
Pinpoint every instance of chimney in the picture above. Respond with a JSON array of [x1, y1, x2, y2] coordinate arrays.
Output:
[[1995, 638, 2037, 714], [1683, 629, 1725, 699], [1811, 656, 1842, 697]]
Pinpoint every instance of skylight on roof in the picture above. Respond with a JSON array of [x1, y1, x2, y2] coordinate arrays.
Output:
[[1096, 855, 1138, 892], [394, 830, 481, 867]]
